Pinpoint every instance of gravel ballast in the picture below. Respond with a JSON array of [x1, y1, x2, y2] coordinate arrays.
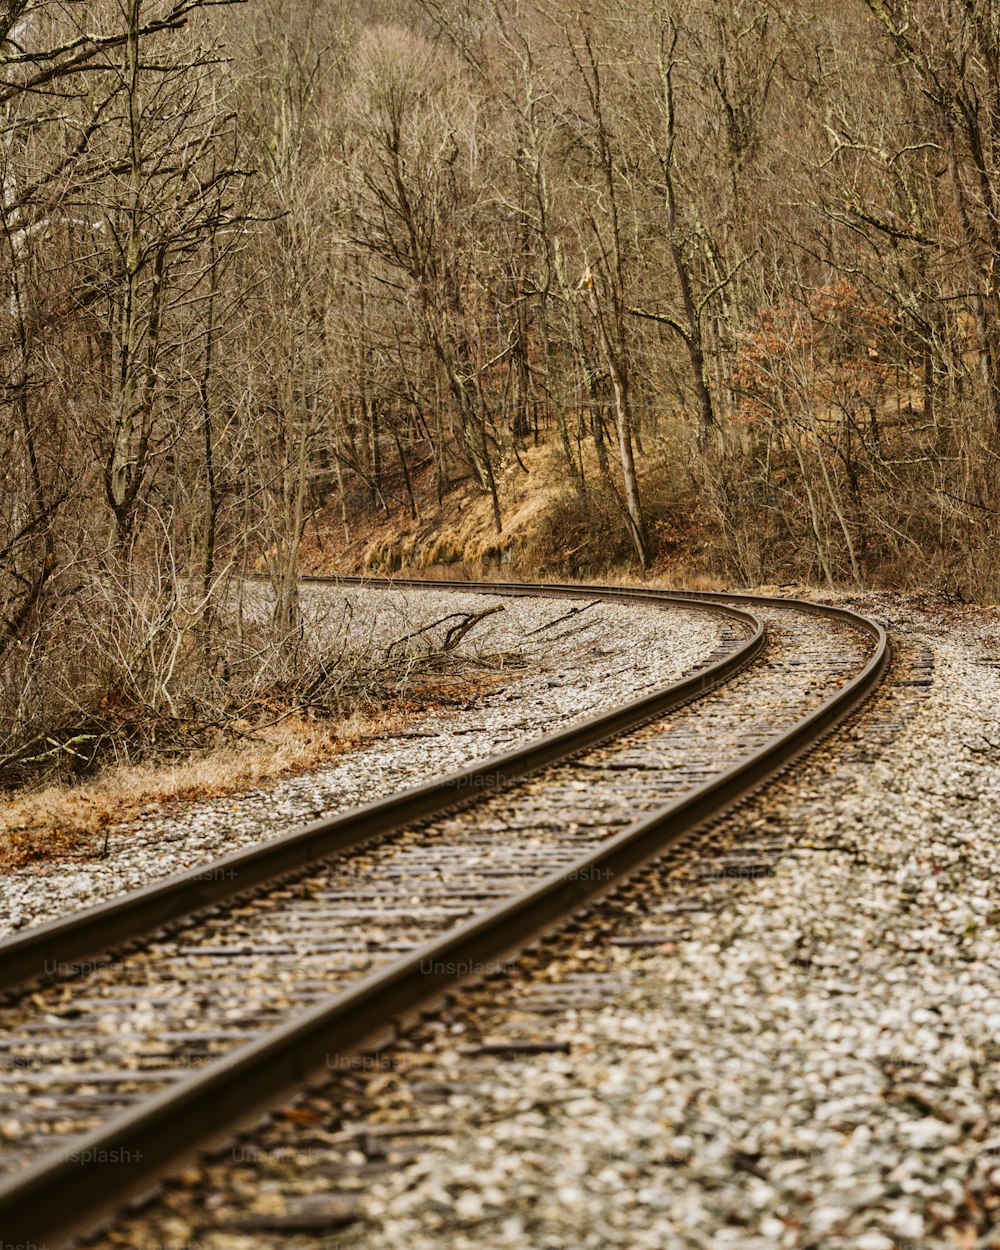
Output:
[[82, 594, 1000, 1250], [330, 597, 1000, 1250], [0, 584, 722, 937]]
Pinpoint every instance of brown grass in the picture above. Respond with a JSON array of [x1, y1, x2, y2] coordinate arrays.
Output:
[[299, 430, 733, 586], [0, 670, 510, 870], [299, 442, 574, 577]]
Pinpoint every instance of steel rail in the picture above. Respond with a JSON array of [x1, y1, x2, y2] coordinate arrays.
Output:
[[0, 580, 888, 1249], [0, 585, 759, 996], [318, 572, 880, 632]]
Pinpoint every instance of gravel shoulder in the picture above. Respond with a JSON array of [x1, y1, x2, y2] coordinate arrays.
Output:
[[0, 584, 722, 937]]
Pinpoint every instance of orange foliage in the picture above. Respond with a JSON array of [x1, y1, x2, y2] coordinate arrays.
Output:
[[732, 280, 897, 424]]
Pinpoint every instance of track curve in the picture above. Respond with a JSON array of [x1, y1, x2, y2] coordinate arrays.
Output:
[[0, 579, 887, 1248]]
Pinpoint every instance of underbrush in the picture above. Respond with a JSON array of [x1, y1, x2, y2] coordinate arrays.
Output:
[[519, 486, 638, 574], [463, 412, 1000, 598], [511, 438, 717, 581], [695, 409, 1000, 599], [0, 668, 512, 870], [0, 572, 515, 855], [305, 400, 1000, 599]]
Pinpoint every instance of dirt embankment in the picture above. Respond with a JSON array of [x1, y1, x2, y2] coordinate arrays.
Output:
[[298, 439, 722, 586]]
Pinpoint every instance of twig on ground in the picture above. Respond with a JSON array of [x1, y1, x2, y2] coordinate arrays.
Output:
[[442, 605, 505, 650], [385, 612, 470, 654], [525, 601, 600, 636], [386, 604, 505, 655]]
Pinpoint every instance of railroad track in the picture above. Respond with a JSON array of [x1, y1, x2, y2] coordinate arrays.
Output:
[[0, 578, 888, 1248]]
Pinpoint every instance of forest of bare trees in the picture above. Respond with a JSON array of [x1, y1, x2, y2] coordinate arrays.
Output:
[[3, 0, 1000, 775]]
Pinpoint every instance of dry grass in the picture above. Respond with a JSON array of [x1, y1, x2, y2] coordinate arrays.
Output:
[[0, 669, 510, 870], [300, 442, 572, 577], [300, 430, 731, 586]]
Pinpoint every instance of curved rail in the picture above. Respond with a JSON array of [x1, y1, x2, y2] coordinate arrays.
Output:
[[0, 579, 888, 1248], [0, 586, 758, 995]]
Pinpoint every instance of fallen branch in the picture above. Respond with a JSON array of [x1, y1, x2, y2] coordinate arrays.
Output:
[[385, 605, 506, 656], [442, 605, 505, 650], [525, 600, 600, 637], [385, 612, 470, 655]]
